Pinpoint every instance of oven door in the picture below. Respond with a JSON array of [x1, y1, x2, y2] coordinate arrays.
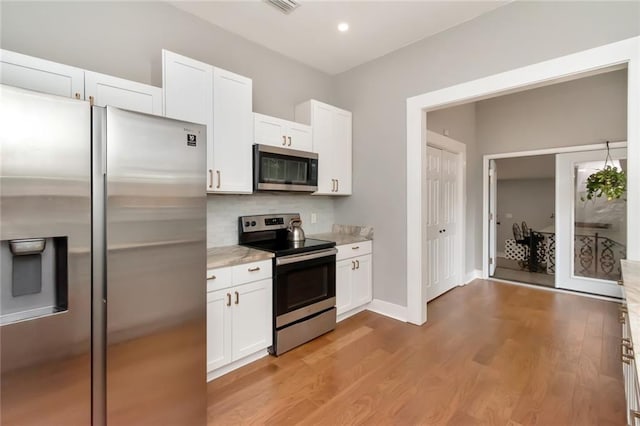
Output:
[[254, 144, 318, 192], [274, 248, 336, 328]]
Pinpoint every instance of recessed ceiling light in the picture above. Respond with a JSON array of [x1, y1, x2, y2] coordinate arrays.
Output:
[[338, 22, 349, 32]]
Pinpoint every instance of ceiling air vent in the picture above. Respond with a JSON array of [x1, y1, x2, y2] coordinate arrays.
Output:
[[265, 0, 300, 15]]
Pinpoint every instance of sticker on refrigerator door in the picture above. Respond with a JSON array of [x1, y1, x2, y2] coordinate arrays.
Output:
[[186, 134, 197, 147]]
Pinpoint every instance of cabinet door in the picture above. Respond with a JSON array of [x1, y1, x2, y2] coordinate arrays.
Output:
[[336, 259, 354, 316], [85, 71, 162, 115], [332, 109, 352, 195], [1, 49, 84, 99], [231, 279, 272, 360], [352, 254, 372, 307], [254, 113, 287, 148], [207, 289, 232, 372], [162, 50, 214, 190], [211, 68, 253, 194], [311, 102, 336, 194], [288, 122, 313, 152]]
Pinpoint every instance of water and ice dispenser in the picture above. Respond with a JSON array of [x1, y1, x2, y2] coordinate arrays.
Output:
[[0, 237, 68, 325]]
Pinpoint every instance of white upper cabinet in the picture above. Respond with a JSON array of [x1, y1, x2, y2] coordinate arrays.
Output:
[[1, 49, 162, 116], [254, 112, 312, 152], [211, 67, 253, 194], [85, 71, 162, 115], [162, 50, 213, 125], [0, 49, 84, 99], [295, 99, 352, 195], [162, 50, 253, 194]]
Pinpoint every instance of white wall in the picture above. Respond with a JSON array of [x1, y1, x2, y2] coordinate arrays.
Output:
[[334, 1, 639, 306], [496, 178, 555, 254]]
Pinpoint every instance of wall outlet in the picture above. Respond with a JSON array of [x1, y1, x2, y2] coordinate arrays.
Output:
[[311, 213, 317, 224]]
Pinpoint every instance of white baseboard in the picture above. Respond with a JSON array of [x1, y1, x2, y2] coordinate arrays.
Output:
[[337, 305, 368, 323], [207, 349, 269, 382], [366, 299, 408, 322], [465, 269, 483, 284]]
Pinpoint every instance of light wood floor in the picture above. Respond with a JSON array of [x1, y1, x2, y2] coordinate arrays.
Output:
[[207, 280, 625, 425]]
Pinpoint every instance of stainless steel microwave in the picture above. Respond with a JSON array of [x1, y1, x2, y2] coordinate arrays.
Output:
[[253, 144, 318, 192]]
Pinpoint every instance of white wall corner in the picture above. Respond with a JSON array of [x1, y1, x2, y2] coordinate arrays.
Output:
[[367, 299, 408, 323]]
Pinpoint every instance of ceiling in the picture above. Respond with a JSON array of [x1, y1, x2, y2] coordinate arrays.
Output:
[[170, 1, 509, 75]]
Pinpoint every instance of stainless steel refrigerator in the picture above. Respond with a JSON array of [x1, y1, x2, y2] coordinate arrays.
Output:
[[0, 84, 207, 425]]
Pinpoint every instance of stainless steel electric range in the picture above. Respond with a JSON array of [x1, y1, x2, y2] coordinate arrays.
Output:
[[238, 213, 337, 356]]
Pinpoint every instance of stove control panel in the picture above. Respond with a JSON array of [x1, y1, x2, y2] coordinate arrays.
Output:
[[239, 213, 300, 233]]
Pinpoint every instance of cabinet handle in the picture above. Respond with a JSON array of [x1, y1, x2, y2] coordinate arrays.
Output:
[[331, 179, 336, 192], [207, 274, 216, 280], [336, 179, 339, 192], [235, 291, 239, 305], [356, 259, 360, 269], [620, 312, 627, 324], [89, 95, 95, 106], [631, 411, 640, 420], [226, 293, 231, 307], [208, 169, 214, 188], [621, 305, 628, 314], [623, 337, 633, 349], [74, 92, 81, 99], [618, 279, 624, 286], [352, 246, 360, 250], [248, 266, 260, 272], [351, 260, 356, 270], [216, 170, 221, 189], [282, 135, 287, 146], [288, 136, 292, 146]]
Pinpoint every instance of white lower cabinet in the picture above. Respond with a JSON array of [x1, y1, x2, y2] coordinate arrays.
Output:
[[206, 260, 272, 378], [621, 303, 640, 425], [335, 241, 373, 320]]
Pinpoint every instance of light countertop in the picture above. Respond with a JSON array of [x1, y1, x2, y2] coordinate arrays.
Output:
[[622, 259, 640, 380], [310, 232, 371, 246], [207, 245, 273, 269]]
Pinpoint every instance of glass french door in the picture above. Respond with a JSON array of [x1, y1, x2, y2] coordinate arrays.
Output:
[[555, 148, 627, 297]]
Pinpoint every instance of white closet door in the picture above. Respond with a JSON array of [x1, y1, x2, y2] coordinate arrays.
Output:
[[426, 146, 460, 302], [426, 146, 442, 302], [440, 150, 459, 291]]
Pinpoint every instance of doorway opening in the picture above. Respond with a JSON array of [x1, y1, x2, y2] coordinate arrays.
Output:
[[489, 155, 556, 288]]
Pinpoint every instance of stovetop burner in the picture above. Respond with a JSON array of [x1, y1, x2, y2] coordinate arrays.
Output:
[[241, 238, 335, 257], [238, 213, 335, 256]]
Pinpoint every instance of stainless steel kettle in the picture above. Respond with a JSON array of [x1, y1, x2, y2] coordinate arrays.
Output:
[[287, 217, 306, 242]]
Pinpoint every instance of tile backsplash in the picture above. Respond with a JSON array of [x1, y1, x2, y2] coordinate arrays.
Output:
[[207, 193, 335, 247]]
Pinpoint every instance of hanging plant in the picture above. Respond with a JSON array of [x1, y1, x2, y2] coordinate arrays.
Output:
[[582, 141, 627, 201]]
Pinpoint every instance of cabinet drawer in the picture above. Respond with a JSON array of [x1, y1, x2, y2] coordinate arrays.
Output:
[[232, 260, 272, 285], [207, 267, 232, 293], [336, 241, 372, 261]]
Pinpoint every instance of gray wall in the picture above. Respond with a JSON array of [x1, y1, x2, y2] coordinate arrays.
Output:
[[496, 178, 555, 255], [476, 70, 628, 154], [334, 1, 639, 306]]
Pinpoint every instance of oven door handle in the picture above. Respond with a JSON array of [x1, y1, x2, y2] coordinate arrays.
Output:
[[276, 248, 338, 265]]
